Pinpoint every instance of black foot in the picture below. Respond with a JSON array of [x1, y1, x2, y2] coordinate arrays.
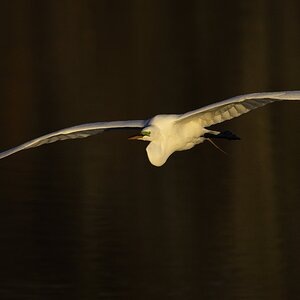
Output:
[[204, 130, 241, 140]]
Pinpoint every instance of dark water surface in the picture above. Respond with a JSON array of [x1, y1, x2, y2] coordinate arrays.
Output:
[[0, 1, 300, 299], [1, 125, 300, 300]]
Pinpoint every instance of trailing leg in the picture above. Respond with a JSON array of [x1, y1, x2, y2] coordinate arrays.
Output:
[[203, 130, 240, 140]]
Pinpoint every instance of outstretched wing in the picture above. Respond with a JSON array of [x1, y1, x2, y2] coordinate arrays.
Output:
[[0, 120, 147, 159], [176, 91, 300, 127]]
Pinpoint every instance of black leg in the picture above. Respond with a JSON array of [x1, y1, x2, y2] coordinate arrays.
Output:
[[203, 130, 241, 140]]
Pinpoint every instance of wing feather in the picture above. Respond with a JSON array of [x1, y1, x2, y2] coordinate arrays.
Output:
[[176, 91, 300, 127], [0, 120, 147, 159]]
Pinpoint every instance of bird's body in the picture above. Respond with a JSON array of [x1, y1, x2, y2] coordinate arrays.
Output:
[[144, 114, 207, 166], [0, 91, 299, 166]]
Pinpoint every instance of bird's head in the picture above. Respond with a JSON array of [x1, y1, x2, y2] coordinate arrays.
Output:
[[128, 127, 155, 142], [128, 126, 170, 167]]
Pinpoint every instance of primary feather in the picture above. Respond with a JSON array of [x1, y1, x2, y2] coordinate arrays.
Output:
[[0, 120, 147, 160], [176, 91, 300, 126]]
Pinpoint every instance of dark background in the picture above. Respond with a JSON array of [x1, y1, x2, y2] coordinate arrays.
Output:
[[0, 1, 299, 299]]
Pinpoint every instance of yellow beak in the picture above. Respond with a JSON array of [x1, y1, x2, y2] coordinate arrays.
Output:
[[128, 135, 143, 140]]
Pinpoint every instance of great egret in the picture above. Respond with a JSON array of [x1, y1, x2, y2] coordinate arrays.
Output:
[[0, 91, 299, 166]]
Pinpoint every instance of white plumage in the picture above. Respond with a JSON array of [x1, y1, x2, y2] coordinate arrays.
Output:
[[0, 91, 299, 166]]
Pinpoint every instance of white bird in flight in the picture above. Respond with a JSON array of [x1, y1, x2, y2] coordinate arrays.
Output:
[[0, 91, 299, 167]]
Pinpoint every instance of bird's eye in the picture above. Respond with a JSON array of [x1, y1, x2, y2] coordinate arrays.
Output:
[[141, 131, 151, 137]]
